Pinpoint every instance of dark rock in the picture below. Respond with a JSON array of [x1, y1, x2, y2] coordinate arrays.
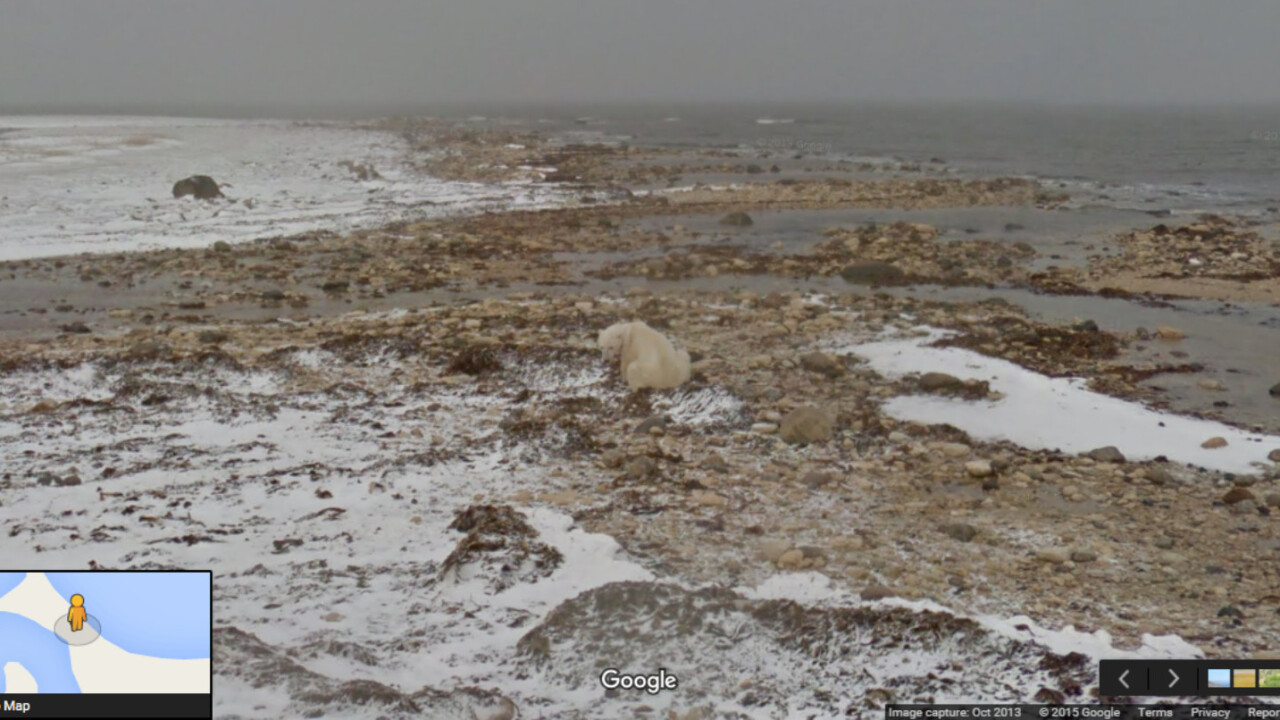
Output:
[[1222, 487, 1254, 505], [198, 330, 230, 345], [446, 344, 501, 376], [798, 352, 843, 378], [1268, 449, 1280, 462], [1217, 605, 1244, 619], [744, 164, 764, 174], [918, 372, 964, 393], [719, 212, 753, 227], [320, 280, 350, 294], [1086, 446, 1126, 464], [938, 522, 978, 543], [261, 289, 287, 302], [1270, 382, 1280, 398], [800, 471, 836, 489], [840, 261, 905, 286], [59, 321, 91, 334], [1073, 320, 1099, 333], [778, 406, 835, 445], [758, 291, 787, 310], [172, 175, 223, 201], [212, 240, 232, 253]]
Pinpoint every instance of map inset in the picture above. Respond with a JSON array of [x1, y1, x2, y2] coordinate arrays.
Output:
[[0, 571, 211, 694]]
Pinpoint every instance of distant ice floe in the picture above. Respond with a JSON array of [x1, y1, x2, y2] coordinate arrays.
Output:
[[0, 116, 573, 261], [845, 327, 1280, 475]]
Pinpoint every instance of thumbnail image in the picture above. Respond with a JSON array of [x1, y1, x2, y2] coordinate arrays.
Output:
[[1208, 669, 1231, 688], [1261, 669, 1280, 689], [1233, 669, 1257, 689]]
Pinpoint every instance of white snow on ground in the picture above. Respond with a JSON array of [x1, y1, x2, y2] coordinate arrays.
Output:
[[845, 327, 1280, 475], [2, 329, 1261, 716], [0, 116, 570, 260], [743, 570, 1201, 660]]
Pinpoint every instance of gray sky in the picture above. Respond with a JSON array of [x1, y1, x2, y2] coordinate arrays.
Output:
[[3, 0, 1279, 111]]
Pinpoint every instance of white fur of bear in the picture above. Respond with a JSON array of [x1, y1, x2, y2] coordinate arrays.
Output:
[[597, 321, 692, 390]]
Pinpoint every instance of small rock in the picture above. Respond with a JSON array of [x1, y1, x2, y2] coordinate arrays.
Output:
[[692, 491, 728, 507], [1153, 536, 1175, 550], [1073, 319, 1099, 332], [1035, 549, 1070, 565], [751, 422, 779, 434], [1268, 449, 1280, 462], [600, 449, 626, 469], [1263, 492, 1280, 508], [778, 406, 835, 445], [938, 522, 978, 543], [719, 212, 753, 227], [800, 471, 836, 489], [1155, 326, 1186, 341], [1222, 487, 1254, 505], [776, 549, 805, 570], [918, 372, 965, 393], [635, 415, 667, 434], [1087, 446, 1126, 463], [59, 321, 91, 334], [860, 584, 896, 601], [964, 460, 994, 478], [1201, 436, 1228, 449], [758, 539, 791, 563], [623, 456, 658, 480], [1217, 605, 1244, 619], [197, 330, 230, 344], [840, 261, 905, 286], [212, 240, 232, 253], [1270, 382, 1280, 398], [1197, 379, 1226, 391], [937, 442, 971, 458], [798, 351, 843, 378], [321, 611, 343, 622], [172, 174, 223, 201], [1070, 550, 1098, 563], [1145, 466, 1175, 486]]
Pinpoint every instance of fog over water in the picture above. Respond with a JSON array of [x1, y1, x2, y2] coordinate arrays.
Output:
[[3, 1, 1280, 114]]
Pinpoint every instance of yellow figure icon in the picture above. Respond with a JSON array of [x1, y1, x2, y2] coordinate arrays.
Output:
[[68, 594, 87, 632]]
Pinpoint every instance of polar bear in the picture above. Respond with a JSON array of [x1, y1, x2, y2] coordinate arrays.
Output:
[[598, 321, 692, 390]]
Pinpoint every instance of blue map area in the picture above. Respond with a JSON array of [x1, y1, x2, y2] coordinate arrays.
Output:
[[0, 573, 24, 599], [0, 611, 81, 693], [45, 572, 210, 659]]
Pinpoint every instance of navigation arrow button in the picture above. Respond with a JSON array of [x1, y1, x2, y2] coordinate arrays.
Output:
[[1119, 670, 1130, 689], [1168, 669, 1179, 689]]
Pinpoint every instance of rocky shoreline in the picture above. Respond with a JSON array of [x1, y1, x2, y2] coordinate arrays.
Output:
[[1, 119, 1277, 718]]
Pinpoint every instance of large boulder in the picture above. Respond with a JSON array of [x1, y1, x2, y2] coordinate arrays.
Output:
[[172, 175, 224, 201]]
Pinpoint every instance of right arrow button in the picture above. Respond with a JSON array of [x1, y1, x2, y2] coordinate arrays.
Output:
[[1169, 669, 1180, 689]]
